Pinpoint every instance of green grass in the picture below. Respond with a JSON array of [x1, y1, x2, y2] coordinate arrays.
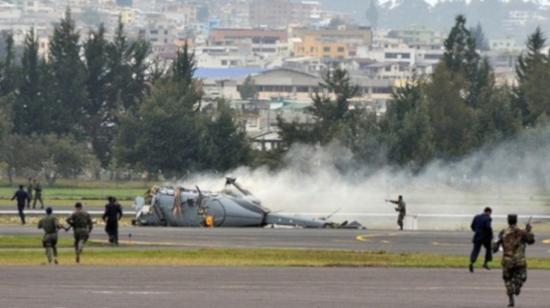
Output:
[[0, 247, 548, 268], [0, 235, 106, 249], [0, 235, 548, 268], [0, 187, 146, 201]]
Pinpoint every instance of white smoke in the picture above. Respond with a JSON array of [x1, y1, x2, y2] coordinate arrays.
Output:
[[184, 126, 550, 229]]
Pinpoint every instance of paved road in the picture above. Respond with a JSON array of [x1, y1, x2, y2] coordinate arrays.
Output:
[[0, 266, 548, 308], [1, 225, 549, 257]]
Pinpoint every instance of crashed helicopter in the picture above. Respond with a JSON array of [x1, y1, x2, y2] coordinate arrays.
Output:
[[132, 177, 364, 229]]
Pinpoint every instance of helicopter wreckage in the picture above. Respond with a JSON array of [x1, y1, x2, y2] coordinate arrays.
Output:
[[132, 178, 364, 229]]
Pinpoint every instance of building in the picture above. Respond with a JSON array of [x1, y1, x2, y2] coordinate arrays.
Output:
[[387, 25, 440, 46], [236, 68, 394, 108], [291, 25, 372, 59], [210, 28, 287, 46]]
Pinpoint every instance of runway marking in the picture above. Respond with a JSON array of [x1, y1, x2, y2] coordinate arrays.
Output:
[[355, 235, 370, 242], [542, 239, 550, 245]]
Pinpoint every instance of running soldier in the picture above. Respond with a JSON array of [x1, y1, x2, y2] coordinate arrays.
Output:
[[26, 178, 33, 209], [469, 207, 493, 272], [494, 214, 535, 307], [386, 195, 406, 230], [37, 207, 66, 264], [32, 179, 44, 209], [11, 185, 30, 224], [66, 202, 93, 263], [102, 196, 123, 245]]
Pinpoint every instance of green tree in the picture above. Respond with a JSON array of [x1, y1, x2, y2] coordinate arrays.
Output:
[[238, 75, 258, 100], [0, 32, 19, 97], [204, 100, 250, 171], [515, 27, 550, 125], [39, 134, 91, 185], [277, 67, 358, 148], [470, 22, 490, 51], [115, 80, 206, 177], [382, 83, 435, 169], [106, 17, 132, 112], [13, 28, 44, 135], [425, 63, 478, 158], [48, 8, 88, 136], [83, 24, 111, 167]]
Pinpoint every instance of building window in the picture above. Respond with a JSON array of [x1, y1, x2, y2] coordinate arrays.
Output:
[[323, 46, 331, 52], [337, 47, 345, 52]]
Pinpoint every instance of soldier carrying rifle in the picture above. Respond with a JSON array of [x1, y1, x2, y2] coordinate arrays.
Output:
[[493, 214, 535, 307]]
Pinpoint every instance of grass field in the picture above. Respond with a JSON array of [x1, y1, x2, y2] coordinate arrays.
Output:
[[0, 179, 154, 208], [0, 236, 548, 268], [0, 246, 549, 268]]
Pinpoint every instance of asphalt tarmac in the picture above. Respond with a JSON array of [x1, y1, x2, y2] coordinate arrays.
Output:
[[0, 266, 549, 308], [1, 225, 549, 257]]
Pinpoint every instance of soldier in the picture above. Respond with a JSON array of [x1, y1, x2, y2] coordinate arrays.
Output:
[[102, 196, 123, 245], [11, 185, 30, 224], [26, 178, 33, 209], [494, 214, 535, 307], [386, 195, 406, 230], [37, 207, 66, 265], [469, 207, 493, 272], [66, 202, 93, 263], [32, 178, 44, 209]]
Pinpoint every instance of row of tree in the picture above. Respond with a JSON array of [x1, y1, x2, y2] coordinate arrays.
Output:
[[279, 15, 550, 173], [0, 9, 250, 184]]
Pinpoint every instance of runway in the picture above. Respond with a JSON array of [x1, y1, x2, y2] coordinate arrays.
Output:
[[0, 266, 549, 308], [1, 225, 549, 257]]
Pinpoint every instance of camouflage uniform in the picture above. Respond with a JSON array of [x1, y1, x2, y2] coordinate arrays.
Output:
[[38, 215, 63, 264], [392, 200, 406, 230], [26, 181, 33, 209], [498, 225, 535, 300], [66, 210, 93, 263], [32, 182, 44, 209]]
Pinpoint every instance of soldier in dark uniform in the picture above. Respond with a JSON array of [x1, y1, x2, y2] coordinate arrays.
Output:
[[11, 185, 30, 224], [102, 196, 123, 245], [66, 202, 93, 263], [494, 214, 535, 307], [469, 207, 493, 272], [38, 207, 66, 264], [387, 195, 406, 230]]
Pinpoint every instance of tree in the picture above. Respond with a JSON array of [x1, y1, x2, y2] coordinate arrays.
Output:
[[515, 28, 550, 125], [106, 17, 132, 112], [366, 0, 379, 29], [13, 28, 44, 135], [238, 75, 258, 100], [277, 67, 359, 147], [84, 24, 111, 167], [443, 15, 480, 81], [115, 81, 207, 178], [0, 32, 18, 97], [382, 83, 435, 169], [470, 22, 490, 51], [424, 63, 478, 159], [39, 134, 91, 185], [204, 100, 250, 171], [47, 8, 88, 136]]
